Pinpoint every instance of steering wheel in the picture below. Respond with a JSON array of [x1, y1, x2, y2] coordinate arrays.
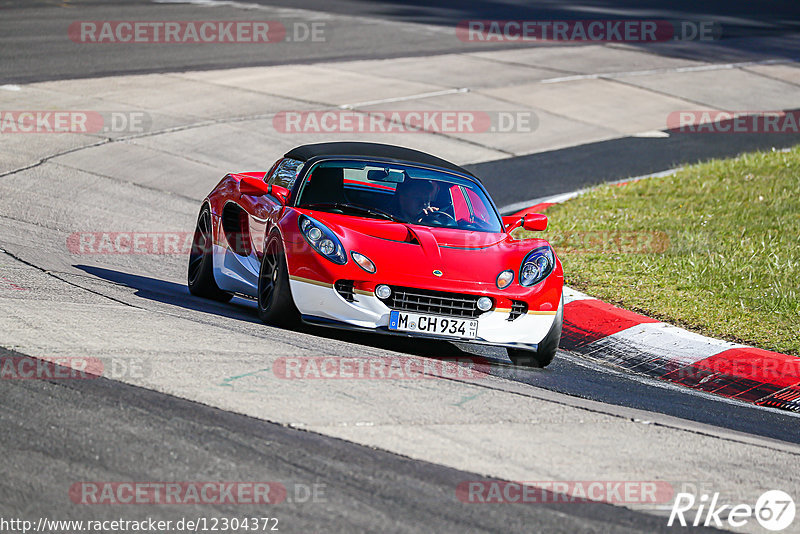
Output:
[[419, 210, 457, 227]]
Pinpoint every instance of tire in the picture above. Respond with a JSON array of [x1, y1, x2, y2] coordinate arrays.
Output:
[[187, 206, 232, 302], [507, 296, 563, 368], [257, 233, 300, 327]]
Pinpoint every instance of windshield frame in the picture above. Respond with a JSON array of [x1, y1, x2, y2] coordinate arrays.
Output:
[[291, 156, 504, 233]]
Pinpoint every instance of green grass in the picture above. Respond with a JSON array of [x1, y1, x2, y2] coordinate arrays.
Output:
[[519, 146, 800, 356]]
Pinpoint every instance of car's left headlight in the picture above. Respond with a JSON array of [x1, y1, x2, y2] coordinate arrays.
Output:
[[298, 215, 347, 265], [519, 246, 555, 287]]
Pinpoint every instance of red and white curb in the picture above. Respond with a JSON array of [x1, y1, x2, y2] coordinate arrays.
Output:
[[505, 176, 800, 414], [560, 287, 800, 412]]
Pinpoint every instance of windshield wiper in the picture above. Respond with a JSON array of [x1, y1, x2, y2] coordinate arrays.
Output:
[[303, 203, 403, 222]]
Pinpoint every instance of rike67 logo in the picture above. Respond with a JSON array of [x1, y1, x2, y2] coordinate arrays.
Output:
[[669, 490, 795, 531]]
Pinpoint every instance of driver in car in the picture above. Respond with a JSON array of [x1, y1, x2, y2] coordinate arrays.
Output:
[[391, 179, 440, 223]]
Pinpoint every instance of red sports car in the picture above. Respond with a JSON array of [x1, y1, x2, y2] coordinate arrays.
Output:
[[188, 142, 563, 367]]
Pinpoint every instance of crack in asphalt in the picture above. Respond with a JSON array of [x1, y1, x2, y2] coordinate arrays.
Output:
[[0, 248, 142, 310]]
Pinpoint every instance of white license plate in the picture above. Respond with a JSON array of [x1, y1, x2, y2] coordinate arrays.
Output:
[[388, 311, 478, 339]]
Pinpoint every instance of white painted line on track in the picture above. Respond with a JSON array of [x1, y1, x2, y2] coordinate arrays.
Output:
[[540, 58, 796, 84], [499, 191, 581, 215], [632, 130, 671, 138], [339, 88, 470, 110], [498, 166, 682, 214]]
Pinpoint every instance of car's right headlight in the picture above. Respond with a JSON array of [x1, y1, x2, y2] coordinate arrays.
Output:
[[519, 246, 555, 287], [298, 215, 347, 265]]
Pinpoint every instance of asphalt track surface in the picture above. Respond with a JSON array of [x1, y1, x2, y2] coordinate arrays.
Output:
[[1, 0, 799, 84], [46, 261, 800, 446], [2, 347, 693, 534], [2, 1, 800, 533]]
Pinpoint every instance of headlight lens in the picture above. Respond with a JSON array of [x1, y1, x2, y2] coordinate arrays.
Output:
[[307, 227, 322, 242], [496, 269, 514, 289], [476, 296, 493, 311], [319, 239, 335, 255], [298, 215, 347, 265], [351, 251, 376, 273], [519, 246, 555, 287]]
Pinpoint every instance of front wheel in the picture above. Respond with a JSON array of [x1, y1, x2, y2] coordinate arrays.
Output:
[[507, 297, 563, 368], [257, 233, 299, 327], [187, 207, 232, 302]]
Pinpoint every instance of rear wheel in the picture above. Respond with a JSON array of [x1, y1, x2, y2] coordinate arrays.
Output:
[[507, 297, 563, 368], [257, 233, 299, 327], [188, 207, 232, 302]]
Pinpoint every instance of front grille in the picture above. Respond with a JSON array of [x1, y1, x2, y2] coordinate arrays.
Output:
[[379, 286, 487, 318], [335, 280, 356, 302], [508, 300, 528, 321]]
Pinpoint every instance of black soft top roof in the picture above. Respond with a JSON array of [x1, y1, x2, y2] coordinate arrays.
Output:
[[284, 142, 476, 178]]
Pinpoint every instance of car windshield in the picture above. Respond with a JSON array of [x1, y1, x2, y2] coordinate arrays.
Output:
[[295, 159, 503, 232]]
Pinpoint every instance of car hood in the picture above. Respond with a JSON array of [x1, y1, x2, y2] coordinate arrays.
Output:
[[303, 211, 550, 286]]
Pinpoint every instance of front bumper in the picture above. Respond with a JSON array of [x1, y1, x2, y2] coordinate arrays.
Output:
[[289, 276, 560, 349]]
